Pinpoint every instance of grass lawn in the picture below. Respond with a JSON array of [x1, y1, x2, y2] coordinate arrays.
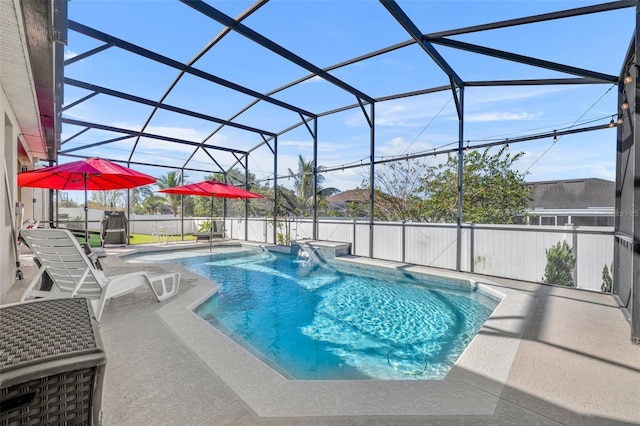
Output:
[[128, 233, 196, 245], [77, 233, 196, 247], [75, 234, 102, 248]]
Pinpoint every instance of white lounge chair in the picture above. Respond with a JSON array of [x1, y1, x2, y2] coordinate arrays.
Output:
[[19, 229, 180, 321]]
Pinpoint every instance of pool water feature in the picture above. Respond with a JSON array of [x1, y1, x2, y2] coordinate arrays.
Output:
[[131, 247, 499, 380]]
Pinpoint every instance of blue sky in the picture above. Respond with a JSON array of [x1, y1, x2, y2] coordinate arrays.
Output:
[[61, 0, 634, 200]]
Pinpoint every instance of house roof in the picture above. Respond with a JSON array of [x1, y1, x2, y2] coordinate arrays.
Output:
[[327, 189, 370, 205], [526, 178, 614, 209]]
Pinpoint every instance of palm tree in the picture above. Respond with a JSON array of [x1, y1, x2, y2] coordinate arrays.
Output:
[[287, 155, 339, 215], [156, 171, 184, 216], [129, 185, 153, 213], [138, 195, 167, 215], [288, 155, 314, 208]]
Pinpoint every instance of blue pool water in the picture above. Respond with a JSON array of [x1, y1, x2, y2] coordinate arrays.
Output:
[[130, 247, 498, 380]]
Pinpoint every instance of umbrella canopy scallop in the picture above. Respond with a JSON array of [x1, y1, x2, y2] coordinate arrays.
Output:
[[157, 180, 264, 199]]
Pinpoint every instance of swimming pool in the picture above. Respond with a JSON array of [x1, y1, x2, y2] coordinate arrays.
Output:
[[129, 246, 498, 380]]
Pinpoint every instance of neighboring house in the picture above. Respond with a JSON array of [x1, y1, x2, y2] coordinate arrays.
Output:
[[326, 189, 370, 214], [326, 189, 407, 219], [521, 178, 615, 226]]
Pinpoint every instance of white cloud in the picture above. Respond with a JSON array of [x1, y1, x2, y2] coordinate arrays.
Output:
[[302, 75, 324, 84], [141, 125, 208, 141], [60, 103, 94, 120], [279, 140, 313, 149], [238, 148, 366, 193], [376, 136, 434, 157], [514, 145, 615, 182], [278, 138, 362, 155], [342, 85, 577, 129], [112, 127, 203, 158], [465, 111, 539, 123], [62, 123, 245, 169], [343, 95, 455, 128], [323, 168, 364, 192], [465, 86, 574, 105], [64, 50, 79, 61]]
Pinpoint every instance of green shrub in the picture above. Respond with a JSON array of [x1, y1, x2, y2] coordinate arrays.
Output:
[[276, 232, 290, 246], [601, 263, 613, 293], [542, 240, 576, 287], [197, 221, 211, 233]]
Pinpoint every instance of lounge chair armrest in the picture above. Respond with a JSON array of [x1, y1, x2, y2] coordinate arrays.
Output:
[[148, 273, 181, 301], [101, 272, 149, 299]]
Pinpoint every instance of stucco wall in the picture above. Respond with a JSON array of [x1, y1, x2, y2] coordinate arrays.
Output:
[[1, 87, 19, 300]]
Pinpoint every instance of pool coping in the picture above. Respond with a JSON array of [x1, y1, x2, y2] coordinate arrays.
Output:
[[147, 248, 531, 418]]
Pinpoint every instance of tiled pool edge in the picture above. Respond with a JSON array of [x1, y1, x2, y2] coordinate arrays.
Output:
[[154, 255, 532, 418]]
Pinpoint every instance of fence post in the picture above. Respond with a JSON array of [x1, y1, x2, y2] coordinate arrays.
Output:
[[402, 221, 406, 263], [564, 223, 578, 286], [264, 219, 268, 244], [353, 219, 357, 255], [571, 224, 578, 286], [470, 223, 475, 273]]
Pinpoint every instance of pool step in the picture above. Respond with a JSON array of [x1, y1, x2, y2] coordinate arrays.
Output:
[[290, 240, 351, 263]]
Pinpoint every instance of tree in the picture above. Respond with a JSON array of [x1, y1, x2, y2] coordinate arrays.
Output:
[[181, 195, 195, 217], [358, 159, 426, 221], [418, 147, 530, 223], [272, 185, 298, 216], [601, 263, 613, 293], [288, 155, 314, 209], [89, 190, 124, 209], [287, 155, 339, 216], [156, 171, 184, 216], [137, 195, 167, 215], [245, 185, 276, 218], [190, 193, 212, 217], [59, 198, 79, 208], [129, 185, 154, 213], [542, 240, 576, 287]]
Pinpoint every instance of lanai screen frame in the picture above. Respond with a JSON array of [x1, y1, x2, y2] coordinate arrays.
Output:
[[56, 0, 638, 342], [616, 21, 639, 344]]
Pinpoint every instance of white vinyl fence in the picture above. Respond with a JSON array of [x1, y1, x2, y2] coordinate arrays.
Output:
[[468, 224, 612, 291], [240, 218, 614, 293], [59, 209, 613, 292], [58, 208, 209, 236]]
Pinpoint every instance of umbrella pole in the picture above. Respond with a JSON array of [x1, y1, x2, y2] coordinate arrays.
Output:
[[223, 198, 226, 240], [84, 173, 89, 245], [209, 197, 214, 253]]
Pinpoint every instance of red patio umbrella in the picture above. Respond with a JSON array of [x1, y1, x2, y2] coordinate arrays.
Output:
[[158, 180, 264, 199], [18, 157, 156, 242], [158, 180, 264, 249]]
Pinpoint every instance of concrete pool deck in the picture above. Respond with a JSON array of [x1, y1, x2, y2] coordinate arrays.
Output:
[[4, 240, 640, 425]]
